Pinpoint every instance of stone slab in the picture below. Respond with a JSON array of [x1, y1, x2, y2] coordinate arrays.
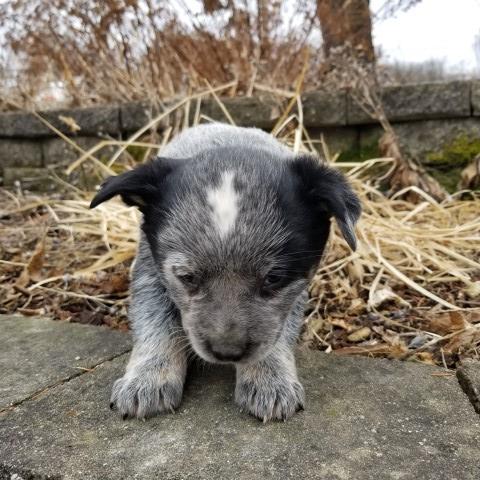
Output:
[[472, 80, 480, 116], [0, 139, 43, 169], [1, 347, 479, 479], [122, 97, 283, 132], [394, 117, 480, 161], [120, 101, 170, 132], [358, 125, 384, 151], [457, 359, 480, 414], [358, 117, 480, 162], [0, 105, 120, 138], [302, 90, 347, 126], [42, 136, 119, 166], [0, 315, 131, 410], [348, 81, 472, 125], [0, 81, 475, 140], [40, 137, 135, 190], [308, 127, 358, 156], [195, 96, 282, 129]]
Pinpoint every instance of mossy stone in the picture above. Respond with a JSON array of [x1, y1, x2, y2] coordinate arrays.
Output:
[[338, 141, 381, 163], [425, 136, 480, 168], [126, 144, 151, 163], [424, 136, 480, 192]]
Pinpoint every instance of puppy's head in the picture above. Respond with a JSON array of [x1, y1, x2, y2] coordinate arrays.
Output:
[[91, 148, 361, 364]]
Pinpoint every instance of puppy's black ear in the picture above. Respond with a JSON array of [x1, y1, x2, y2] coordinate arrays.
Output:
[[90, 158, 176, 211], [290, 155, 361, 251]]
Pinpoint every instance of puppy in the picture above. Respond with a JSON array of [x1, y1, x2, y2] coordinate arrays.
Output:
[[90, 123, 361, 422]]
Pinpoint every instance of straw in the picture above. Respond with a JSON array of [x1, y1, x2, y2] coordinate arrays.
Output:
[[1, 87, 479, 366]]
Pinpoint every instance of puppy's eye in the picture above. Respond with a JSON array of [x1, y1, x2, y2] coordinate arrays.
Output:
[[176, 273, 198, 287], [264, 272, 283, 287], [261, 271, 285, 295]]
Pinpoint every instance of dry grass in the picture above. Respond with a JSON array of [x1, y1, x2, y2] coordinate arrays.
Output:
[[2, 1, 457, 113], [1, 86, 479, 366], [0, 1, 319, 111]]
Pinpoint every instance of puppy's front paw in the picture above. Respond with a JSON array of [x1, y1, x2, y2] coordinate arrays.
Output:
[[235, 370, 305, 422], [110, 366, 184, 419]]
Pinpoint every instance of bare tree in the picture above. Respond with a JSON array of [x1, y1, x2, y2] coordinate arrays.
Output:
[[0, 0, 319, 107], [316, 0, 375, 64]]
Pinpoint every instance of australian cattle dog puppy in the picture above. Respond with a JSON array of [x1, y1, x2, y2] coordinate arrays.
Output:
[[91, 123, 361, 422]]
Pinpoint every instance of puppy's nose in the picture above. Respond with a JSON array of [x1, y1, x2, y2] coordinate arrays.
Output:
[[208, 342, 246, 362]]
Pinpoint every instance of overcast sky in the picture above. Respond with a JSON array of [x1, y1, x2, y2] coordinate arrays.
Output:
[[371, 0, 480, 72]]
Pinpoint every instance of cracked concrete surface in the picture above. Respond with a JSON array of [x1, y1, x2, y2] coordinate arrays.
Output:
[[0, 315, 132, 411], [1, 314, 479, 480]]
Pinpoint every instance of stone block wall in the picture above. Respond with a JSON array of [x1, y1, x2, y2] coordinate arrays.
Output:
[[1, 80, 479, 191]]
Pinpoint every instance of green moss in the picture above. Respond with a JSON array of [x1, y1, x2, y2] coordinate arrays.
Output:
[[424, 136, 480, 193], [427, 166, 464, 193], [425, 136, 480, 168], [338, 141, 381, 163], [338, 141, 389, 189], [126, 145, 149, 163]]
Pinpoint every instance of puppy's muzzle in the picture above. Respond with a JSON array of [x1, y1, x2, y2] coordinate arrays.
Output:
[[206, 340, 251, 362]]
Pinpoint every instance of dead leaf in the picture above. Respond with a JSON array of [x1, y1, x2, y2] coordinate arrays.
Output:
[[427, 311, 469, 335], [16, 233, 46, 287], [465, 281, 480, 299], [443, 328, 480, 354], [369, 286, 408, 309], [303, 316, 325, 341], [347, 298, 366, 315], [99, 273, 129, 294], [329, 318, 353, 331], [347, 326, 371, 342], [414, 351, 437, 365], [17, 307, 46, 316], [334, 342, 407, 357], [309, 283, 321, 298], [459, 153, 480, 190], [469, 311, 480, 324], [347, 261, 364, 283]]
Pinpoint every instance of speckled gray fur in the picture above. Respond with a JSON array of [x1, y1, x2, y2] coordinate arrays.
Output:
[[91, 123, 361, 422]]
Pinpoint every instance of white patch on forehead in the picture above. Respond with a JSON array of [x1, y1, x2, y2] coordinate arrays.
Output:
[[207, 170, 240, 237]]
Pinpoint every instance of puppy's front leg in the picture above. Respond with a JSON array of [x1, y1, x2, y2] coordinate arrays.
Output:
[[111, 331, 187, 419], [111, 247, 188, 419], [235, 343, 305, 422]]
